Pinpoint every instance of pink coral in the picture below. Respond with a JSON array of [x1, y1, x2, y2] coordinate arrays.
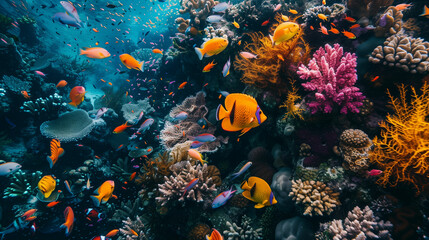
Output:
[[297, 44, 365, 114]]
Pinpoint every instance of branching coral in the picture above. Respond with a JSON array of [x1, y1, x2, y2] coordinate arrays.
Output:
[[234, 17, 310, 95], [155, 161, 217, 206], [302, 4, 346, 24], [178, 0, 218, 25], [121, 98, 155, 124], [289, 179, 340, 216], [370, 84, 429, 194], [3, 171, 42, 199], [298, 43, 365, 114], [223, 215, 263, 240], [111, 198, 143, 223], [369, 34, 429, 74], [118, 216, 148, 240], [319, 206, 393, 240], [21, 93, 67, 119], [374, 6, 403, 37], [339, 129, 373, 173]]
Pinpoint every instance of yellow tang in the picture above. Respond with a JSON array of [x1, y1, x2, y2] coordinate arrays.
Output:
[[216, 93, 267, 136], [38, 175, 56, 198], [241, 176, 277, 208], [194, 37, 228, 60], [271, 22, 300, 45]]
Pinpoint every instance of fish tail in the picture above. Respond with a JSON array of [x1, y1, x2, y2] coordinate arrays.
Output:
[[240, 180, 250, 190], [230, 172, 239, 180], [60, 223, 70, 236], [79, 49, 85, 55], [90, 195, 101, 207], [216, 104, 228, 121], [46, 156, 55, 168], [194, 47, 204, 60], [139, 61, 144, 72]]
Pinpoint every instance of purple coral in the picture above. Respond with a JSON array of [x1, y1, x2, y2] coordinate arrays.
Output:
[[298, 44, 365, 114]]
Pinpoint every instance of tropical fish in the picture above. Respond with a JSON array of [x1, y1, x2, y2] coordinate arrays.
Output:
[[420, 5, 429, 17], [178, 82, 188, 89], [216, 93, 267, 136], [288, 9, 298, 14], [190, 141, 204, 148], [60, 1, 81, 23], [47, 201, 61, 208], [274, 4, 281, 12], [0, 210, 36, 239], [188, 149, 207, 165], [90, 180, 116, 207], [240, 176, 277, 208], [328, 27, 339, 34], [113, 122, 132, 134], [190, 133, 216, 142], [46, 139, 64, 168], [206, 228, 223, 240], [106, 229, 119, 237], [22, 209, 37, 221], [80, 47, 111, 59], [344, 16, 356, 23], [91, 236, 111, 240], [342, 30, 356, 39], [212, 2, 230, 12], [261, 20, 270, 26], [319, 23, 328, 35], [230, 161, 252, 180], [68, 86, 85, 107], [56, 80, 68, 88], [212, 187, 236, 208], [239, 52, 257, 59], [64, 180, 74, 195], [271, 22, 300, 45], [137, 118, 154, 133], [232, 21, 240, 28], [367, 169, 383, 177], [38, 175, 56, 199], [395, 3, 412, 11], [349, 24, 360, 29], [95, 107, 108, 119], [206, 15, 224, 23], [318, 14, 328, 21], [203, 60, 217, 72], [21, 91, 30, 99], [0, 162, 21, 176], [60, 206, 75, 237], [120, 54, 144, 71], [195, 38, 228, 60], [173, 111, 188, 120], [218, 90, 230, 97], [222, 57, 231, 77], [35, 71, 47, 77], [152, 49, 163, 54], [52, 13, 82, 28], [182, 178, 199, 197], [85, 208, 105, 224]]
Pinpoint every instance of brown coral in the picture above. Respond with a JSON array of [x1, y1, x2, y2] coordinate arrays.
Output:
[[175, 17, 190, 33], [370, 84, 429, 194], [374, 6, 403, 37], [206, 165, 221, 186], [289, 179, 340, 216], [187, 223, 211, 240], [339, 129, 373, 173], [234, 16, 310, 96], [136, 152, 175, 187], [347, 0, 393, 18], [178, 0, 218, 25]]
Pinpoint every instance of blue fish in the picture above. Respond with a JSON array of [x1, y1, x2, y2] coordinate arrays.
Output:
[[230, 161, 252, 180], [212, 187, 236, 208], [182, 178, 199, 198], [52, 13, 82, 28], [190, 133, 216, 142], [222, 57, 231, 77]]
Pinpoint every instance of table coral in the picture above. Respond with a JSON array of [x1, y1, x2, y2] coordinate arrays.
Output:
[[289, 179, 340, 216], [370, 84, 429, 194], [369, 34, 429, 74], [298, 43, 365, 114], [339, 129, 373, 173]]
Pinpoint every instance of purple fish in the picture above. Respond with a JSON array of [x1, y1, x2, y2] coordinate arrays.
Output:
[[212, 187, 236, 208], [95, 107, 108, 119], [52, 12, 82, 28], [190, 141, 204, 148], [222, 57, 231, 77], [191, 133, 216, 142], [137, 118, 154, 133]]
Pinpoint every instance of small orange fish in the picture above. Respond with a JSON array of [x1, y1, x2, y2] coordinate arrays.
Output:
[[277, 54, 284, 61], [261, 20, 270, 26], [319, 23, 328, 35], [47, 201, 61, 208], [310, 26, 314, 30], [68, 86, 85, 107], [169, 92, 173, 95], [61, 206, 75, 236], [344, 16, 356, 23], [100, 79, 106, 82], [328, 27, 340, 34], [47, 139, 64, 168], [125, 91, 128, 96], [108, 82, 113, 86], [113, 122, 132, 134], [318, 14, 328, 21], [21, 91, 30, 99], [130, 228, 138, 236], [95, 42, 99, 45], [178, 82, 188, 89], [152, 48, 163, 54], [203, 83, 208, 87], [129, 172, 137, 182], [342, 30, 356, 39], [105, 42, 109, 44], [238, 40, 242, 45], [371, 76, 380, 82], [395, 3, 412, 11], [202, 60, 217, 72], [56, 80, 68, 88], [92, 28, 99, 32], [331, 23, 337, 27], [288, 9, 298, 14], [322, 0, 326, 5], [106, 229, 119, 237], [349, 24, 360, 29]]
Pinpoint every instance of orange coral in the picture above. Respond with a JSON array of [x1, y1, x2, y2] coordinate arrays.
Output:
[[136, 152, 175, 186], [279, 79, 304, 120], [234, 15, 310, 95], [370, 84, 429, 194]]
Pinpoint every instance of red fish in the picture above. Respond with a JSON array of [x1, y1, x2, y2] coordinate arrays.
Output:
[[113, 122, 132, 134], [56, 80, 68, 88], [47, 201, 61, 208], [68, 86, 85, 107], [261, 20, 270, 26], [344, 16, 356, 23], [178, 82, 187, 89], [367, 169, 382, 177]]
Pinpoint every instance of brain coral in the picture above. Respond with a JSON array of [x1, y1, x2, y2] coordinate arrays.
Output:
[[40, 109, 105, 142]]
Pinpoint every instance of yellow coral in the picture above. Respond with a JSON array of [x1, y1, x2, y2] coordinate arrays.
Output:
[[370, 84, 429, 194], [234, 16, 310, 95], [280, 79, 304, 120]]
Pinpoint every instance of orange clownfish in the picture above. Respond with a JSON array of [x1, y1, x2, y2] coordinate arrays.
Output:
[[68, 86, 85, 107], [47, 139, 65, 168], [113, 122, 132, 134]]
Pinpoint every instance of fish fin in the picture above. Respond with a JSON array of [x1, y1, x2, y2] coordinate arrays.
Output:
[[58, 148, 65, 157], [60, 223, 70, 236], [254, 203, 265, 209], [68, 102, 77, 107], [239, 127, 252, 137], [79, 49, 85, 55], [241, 191, 252, 201], [240, 180, 249, 190], [90, 195, 101, 207], [205, 234, 211, 240], [194, 47, 204, 60], [216, 104, 228, 121], [269, 35, 274, 45], [221, 119, 242, 132], [229, 101, 236, 126], [139, 61, 144, 72], [46, 156, 55, 168], [262, 199, 269, 205]]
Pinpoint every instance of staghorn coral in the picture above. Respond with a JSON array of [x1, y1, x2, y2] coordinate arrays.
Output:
[[223, 215, 263, 240], [20, 93, 67, 118], [1, 75, 31, 93], [374, 6, 403, 37], [118, 216, 147, 240], [235, 17, 310, 95], [298, 43, 365, 114], [279, 80, 304, 120], [40, 110, 106, 142], [339, 129, 373, 173], [320, 206, 393, 240], [370, 84, 429, 194], [155, 161, 217, 206], [347, 0, 393, 18], [289, 179, 340, 216], [3, 171, 42, 199], [369, 34, 429, 74], [178, 0, 218, 25], [121, 98, 154, 124]]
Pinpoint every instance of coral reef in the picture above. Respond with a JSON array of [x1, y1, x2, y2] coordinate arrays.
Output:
[[3, 171, 42, 198], [118, 216, 147, 240], [112, 198, 143, 223], [1, 75, 30, 93], [319, 206, 393, 240], [275, 216, 314, 240], [178, 0, 218, 25], [347, 0, 393, 18], [175, 17, 189, 33], [374, 6, 403, 37], [137, 152, 174, 187], [302, 4, 346, 23], [187, 223, 211, 240], [370, 84, 429, 194], [298, 44, 365, 114], [223, 215, 263, 240], [338, 129, 373, 173], [156, 161, 217, 206], [369, 34, 429, 74], [111, 157, 133, 182], [40, 110, 106, 142], [279, 80, 304, 120], [121, 98, 155, 124], [0, 87, 10, 113], [20, 93, 67, 119], [289, 179, 340, 216]]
